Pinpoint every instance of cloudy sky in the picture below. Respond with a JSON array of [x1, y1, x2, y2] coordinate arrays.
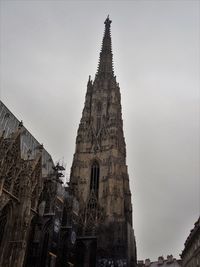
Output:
[[0, 0, 199, 261]]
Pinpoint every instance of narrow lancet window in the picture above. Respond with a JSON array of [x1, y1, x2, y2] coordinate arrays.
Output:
[[90, 161, 100, 197], [96, 117, 101, 134], [97, 102, 102, 113]]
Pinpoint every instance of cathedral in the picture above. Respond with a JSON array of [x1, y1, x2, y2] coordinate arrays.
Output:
[[0, 17, 137, 267]]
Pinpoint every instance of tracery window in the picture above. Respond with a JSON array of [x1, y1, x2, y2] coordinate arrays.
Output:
[[90, 161, 100, 197]]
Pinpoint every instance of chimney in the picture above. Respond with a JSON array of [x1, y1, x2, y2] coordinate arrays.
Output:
[[138, 260, 144, 267], [167, 255, 173, 263], [158, 256, 164, 265], [145, 259, 151, 266]]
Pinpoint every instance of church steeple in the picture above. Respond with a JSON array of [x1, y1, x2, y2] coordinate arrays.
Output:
[[96, 16, 114, 78], [69, 17, 137, 267]]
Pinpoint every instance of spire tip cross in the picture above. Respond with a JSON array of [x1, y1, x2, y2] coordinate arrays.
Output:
[[104, 15, 112, 26]]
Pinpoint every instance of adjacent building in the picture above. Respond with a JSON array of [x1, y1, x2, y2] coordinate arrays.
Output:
[[137, 255, 181, 267], [181, 217, 200, 267]]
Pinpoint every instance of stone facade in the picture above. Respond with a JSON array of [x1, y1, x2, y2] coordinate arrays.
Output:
[[69, 17, 137, 267], [181, 217, 200, 267]]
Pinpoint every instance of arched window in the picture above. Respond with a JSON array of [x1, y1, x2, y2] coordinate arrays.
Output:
[[90, 161, 100, 197]]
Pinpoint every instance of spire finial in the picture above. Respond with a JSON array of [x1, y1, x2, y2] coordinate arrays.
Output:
[[104, 15, 112, 27], [96, 17, 114, 78]]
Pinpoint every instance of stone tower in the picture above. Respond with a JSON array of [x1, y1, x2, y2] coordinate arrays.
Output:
[[69, 17, 137, 267]]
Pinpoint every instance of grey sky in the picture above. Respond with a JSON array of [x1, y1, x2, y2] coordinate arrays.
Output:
[[0, 0, 199, 261]]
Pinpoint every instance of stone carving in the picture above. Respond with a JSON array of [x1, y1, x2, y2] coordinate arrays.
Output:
[[79, 190, 105, 236]]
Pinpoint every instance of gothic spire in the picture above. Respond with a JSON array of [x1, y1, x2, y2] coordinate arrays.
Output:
[[96, 16, 114, 78]]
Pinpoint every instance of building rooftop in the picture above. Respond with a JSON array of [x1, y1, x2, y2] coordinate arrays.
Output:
[[0, 100, 54, 176], [138, 255, 181, 267], [181, 216, 200, 257]]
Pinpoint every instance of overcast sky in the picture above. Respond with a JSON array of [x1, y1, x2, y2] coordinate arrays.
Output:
[[0, 0, 199, 261]]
